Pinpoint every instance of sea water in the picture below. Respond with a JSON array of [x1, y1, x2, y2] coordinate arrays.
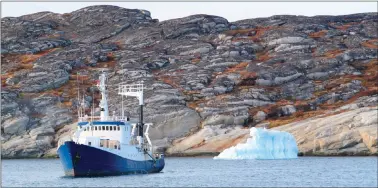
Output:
[[2, 157, 377, 187]]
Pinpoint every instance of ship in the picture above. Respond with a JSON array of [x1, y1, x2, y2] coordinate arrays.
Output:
[[57, 72, 165, 177]]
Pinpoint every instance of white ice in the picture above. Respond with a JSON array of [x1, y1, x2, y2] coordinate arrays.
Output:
[[214, 127, 298, 160]]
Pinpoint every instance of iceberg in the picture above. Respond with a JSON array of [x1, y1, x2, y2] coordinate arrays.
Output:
[[214, 127, 298, 160]]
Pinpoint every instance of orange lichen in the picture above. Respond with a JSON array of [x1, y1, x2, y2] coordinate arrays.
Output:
[[225, 28, 258, 36], [328, 22, 358, 30], [344, 87, 378, 104], [266, 110, 325, 128], [187, 98, 206, 110], [61, 101, 73, 108], [19, 48, 57, 64], [191, 58, 201, 64], [19, 54, 41, 64], [160, 76, 181, 89], [69, 74, 90, 81], [239, 71, 257, 80], [113, 41, 123, 49], [361, 39, 378, 49], [30, 113, 45, 118], [309, 30, 327, 38], [62, 13, 71, 17], [224, 62, 249, 74], [106, 52, 115, 60], [256, 51, 271, 61], [184, 90, 201, 95], [323, 49, 344, 58], [226, 26, 275, 43]]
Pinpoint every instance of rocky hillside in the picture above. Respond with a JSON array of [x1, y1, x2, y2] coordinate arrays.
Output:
[[1, 5, 377, 158]]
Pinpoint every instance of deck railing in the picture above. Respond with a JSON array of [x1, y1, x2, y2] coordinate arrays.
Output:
[[118, 83, 144, 94], [78, 116, 129, 122]]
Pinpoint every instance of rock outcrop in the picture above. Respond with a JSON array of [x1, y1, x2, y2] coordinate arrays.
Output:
[[275, 106, 377, 155], [1, 6, 377, 158], [166, 101, 377, 156]]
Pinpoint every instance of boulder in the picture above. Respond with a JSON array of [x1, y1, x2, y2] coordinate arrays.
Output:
[[2, 116, 29, 135]]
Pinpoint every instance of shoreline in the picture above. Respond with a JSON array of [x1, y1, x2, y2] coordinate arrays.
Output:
[[2, 152, 377, 159]]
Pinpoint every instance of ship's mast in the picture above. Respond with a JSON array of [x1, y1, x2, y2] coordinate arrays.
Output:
[[97, 72, 109, 121]]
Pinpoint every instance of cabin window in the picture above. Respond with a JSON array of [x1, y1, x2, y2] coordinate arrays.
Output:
[[110, 126, 113, 131], [95, 126, 97, 131], [103, 126, 105, 131], [114, 145, 117, 149], [88, 142, 91, 146], [119, 145, 121, 150], [106, 126, 109, 131], [117, 126, 120, 131]]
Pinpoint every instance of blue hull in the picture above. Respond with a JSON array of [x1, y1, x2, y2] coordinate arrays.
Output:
[[57, 141, 165, 177]]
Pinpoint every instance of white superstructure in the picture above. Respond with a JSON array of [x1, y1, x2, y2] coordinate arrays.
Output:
[[61, 72, 157, 161]]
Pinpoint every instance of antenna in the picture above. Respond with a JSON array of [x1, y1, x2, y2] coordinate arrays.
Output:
[[82, 89, 85, 117], [92, 92, 94, 122], [76, 72, 80, 120], [122, 94, 124, 118], [121, 63, 125, 120]]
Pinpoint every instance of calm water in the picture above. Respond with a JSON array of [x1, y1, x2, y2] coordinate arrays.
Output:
[[2, 157, 377, 187]]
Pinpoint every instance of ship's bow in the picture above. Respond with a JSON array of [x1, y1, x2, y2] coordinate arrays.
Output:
[[57, 141, 76, 176]]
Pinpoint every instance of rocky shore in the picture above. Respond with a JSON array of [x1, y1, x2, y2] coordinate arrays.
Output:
[[1, 5, 377, 158]]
